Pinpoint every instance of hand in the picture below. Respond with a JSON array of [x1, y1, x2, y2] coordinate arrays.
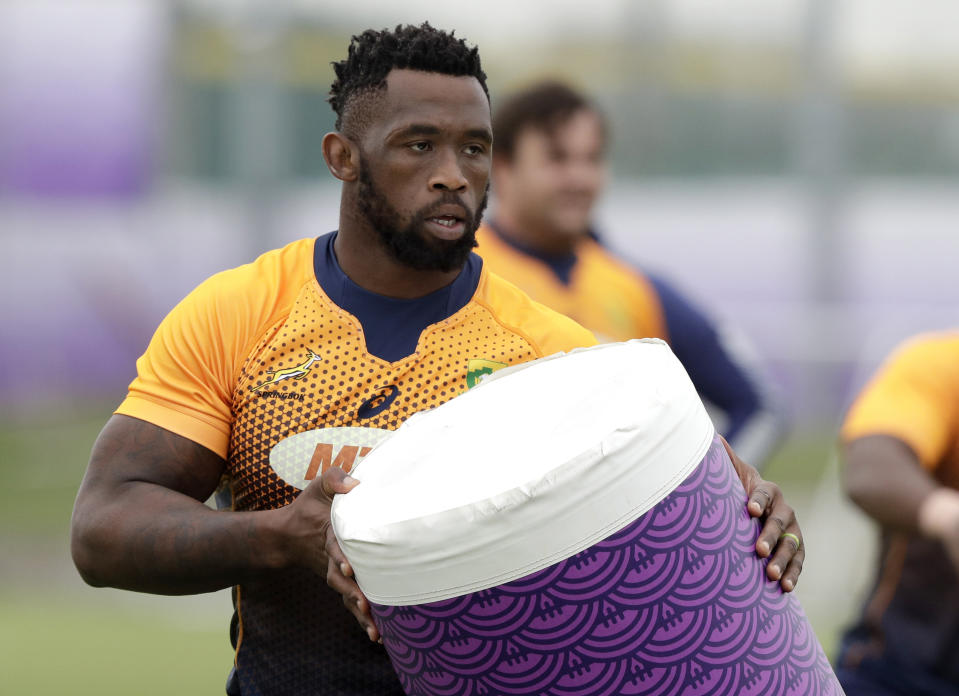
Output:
[[918, 487, 959, 576], [721, 436, 804, 592], [286, 467, 381, 642]]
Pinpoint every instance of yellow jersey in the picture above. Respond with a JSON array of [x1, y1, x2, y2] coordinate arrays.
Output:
[[475, 223, 666, 343], [115, 232, 596, 695]]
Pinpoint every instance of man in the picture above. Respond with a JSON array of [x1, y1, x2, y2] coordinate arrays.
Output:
[[478, 81, 785, 468], [71, 24, 804, 696], [838, 331, 959, 695]]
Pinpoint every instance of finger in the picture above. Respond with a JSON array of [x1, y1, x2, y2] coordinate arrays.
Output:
[[325, 529, 353, 577], [778, 545, 805, 592], [764, 530, 800, 582], [320, 465, 360, 497], [341, 591, 381, 642], [755, 511, 789, 557], [331, 572, 380, 641], [748, 486, 773, 518], [328, 558, 377, 624], [327, 564, 361, 598]]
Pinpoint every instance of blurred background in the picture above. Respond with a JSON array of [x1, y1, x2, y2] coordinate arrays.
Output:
[[2, 0, 958, 692]]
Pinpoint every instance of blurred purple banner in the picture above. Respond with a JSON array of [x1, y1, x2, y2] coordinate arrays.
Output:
[[0, 3, 165, 197]]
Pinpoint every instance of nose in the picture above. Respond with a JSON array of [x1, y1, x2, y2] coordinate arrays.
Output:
[[566, 157, 603, 192], [428, 149, 468, 192]]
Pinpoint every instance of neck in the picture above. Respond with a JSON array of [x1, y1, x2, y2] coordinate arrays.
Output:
[[494, 206, 579, 257], [335, 204, 461, 300]]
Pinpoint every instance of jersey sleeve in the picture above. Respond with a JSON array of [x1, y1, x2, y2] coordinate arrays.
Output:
[[842, 333, 959, 471], [115, 240, 310, 458]]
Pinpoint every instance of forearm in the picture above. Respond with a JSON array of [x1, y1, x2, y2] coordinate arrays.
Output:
[[71, 482, 293, 594], [842, 435, 940, 532]]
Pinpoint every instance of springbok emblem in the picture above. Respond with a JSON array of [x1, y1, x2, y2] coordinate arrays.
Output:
[[252, 349, 322, 392]]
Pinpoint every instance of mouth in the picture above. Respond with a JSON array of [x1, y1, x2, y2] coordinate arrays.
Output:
[[556, 190, 595, 207], [424, 213, 466, 240]]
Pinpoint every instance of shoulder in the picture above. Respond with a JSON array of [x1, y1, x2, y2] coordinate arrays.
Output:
[[580, 240, 670, 310], [580, 237, 645, 275], [474, 223, 502, 251], [641, 271, 700, 316], [174, 238, 313, 335], [473, 268, 597, 356], [193, 237, 313, 305], [117, 239, 317, 458], [860, 330, 959, 397], [575, 238, 652, 287], [152, 237, 316, 377], [473, 224, 530, 272], [886, 331, 959, 370], [864, 330, 959, 402], [842, 330, 959, 466], [633, 270, 719, 348]]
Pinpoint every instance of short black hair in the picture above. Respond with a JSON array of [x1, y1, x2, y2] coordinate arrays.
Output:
[[493, 81, 605, 161], [329, 22, 489, 135]]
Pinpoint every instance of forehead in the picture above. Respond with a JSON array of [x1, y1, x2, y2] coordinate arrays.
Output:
[[532, 108, 604, 145], [520, 109, 604, 151], [372, 68, 490, 135]]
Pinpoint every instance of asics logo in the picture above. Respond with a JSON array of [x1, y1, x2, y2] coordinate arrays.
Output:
[[356, 385, 400, 419]]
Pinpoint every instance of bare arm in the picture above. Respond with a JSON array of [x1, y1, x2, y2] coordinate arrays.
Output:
[[843, 434, 959, 573], [70, 415, 360, 599], [71, 415, 288, 593], [843, 435, 959, 571], [843, 434, 937, 531]]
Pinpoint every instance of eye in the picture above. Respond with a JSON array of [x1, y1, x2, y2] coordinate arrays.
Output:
[[409, 141, 432, 153], [463, 144, 486, 156]]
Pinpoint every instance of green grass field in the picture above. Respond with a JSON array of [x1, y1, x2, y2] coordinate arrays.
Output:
[[0, 593, 233, 695], [0, 408, 853, 694], [0, 409, 234, 694]]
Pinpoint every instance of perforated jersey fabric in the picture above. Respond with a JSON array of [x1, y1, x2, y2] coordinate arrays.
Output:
[[115, 232, 596, 695]]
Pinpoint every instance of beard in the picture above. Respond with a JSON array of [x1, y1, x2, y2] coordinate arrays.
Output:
[[357, 163, 488, 273]]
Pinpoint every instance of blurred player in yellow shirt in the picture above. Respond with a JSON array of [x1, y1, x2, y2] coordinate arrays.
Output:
[[838, 331, 959, 695], [477, 81, 786, 469]]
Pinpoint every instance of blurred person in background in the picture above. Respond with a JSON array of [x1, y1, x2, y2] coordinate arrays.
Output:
[[70, 23, 805, 696], [838, 331, 959, 695], [477, 81, 787, 469]]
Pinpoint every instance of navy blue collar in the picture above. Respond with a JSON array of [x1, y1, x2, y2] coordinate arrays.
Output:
[[313, 231, 483, 362], [486, 220, 579, 286]]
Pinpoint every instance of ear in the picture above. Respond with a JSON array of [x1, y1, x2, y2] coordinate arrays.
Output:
[[322, 132, 359, 182]]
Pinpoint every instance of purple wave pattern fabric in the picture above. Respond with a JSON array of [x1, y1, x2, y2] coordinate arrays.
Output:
[[370, 436, 842, 696]]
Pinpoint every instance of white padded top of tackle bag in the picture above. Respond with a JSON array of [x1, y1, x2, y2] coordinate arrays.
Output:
[[331, 339, 715, 606]]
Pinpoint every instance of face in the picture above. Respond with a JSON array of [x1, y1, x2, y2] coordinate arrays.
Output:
[[495, 108, 606, 239], [354, 69, 492, 272]]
